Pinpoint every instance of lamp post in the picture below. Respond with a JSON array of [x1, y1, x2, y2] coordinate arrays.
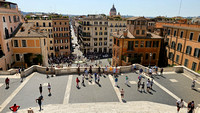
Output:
[[149, 53, 152, 68]]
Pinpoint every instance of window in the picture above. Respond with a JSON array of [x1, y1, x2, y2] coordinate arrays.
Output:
[[99, 22, 102, 25], [10, 27, 13, 33], [176, 55, 179, 63], [186, 46, 192, 55], [168, 29, 170, 35], [104, 42, 107, 45], [128, 41, 134, 50], [50, 47, 53, 50], [94, 38, 97, 41], [88, 27, 90, 30], [169, 52, 174, 60], [7, 43, 10, 52], [153, 53, 156, 60], [99, 38, 102, 41], [14, 40, 18, 47], [104, 32, 107, 35], [198, 34, 200, 42], [135, 41, 138, 47], [180, 31, 183, 38], [105, 27, 107, 30], [110, 39, 112, 42], [192, 62, 197, 71], [100, 27, 102, 30], [65, 22, 67, 25], [114, 38, 116, 44], [3, 17, 5, 22], [194, 48, 200, 58], [65, 46, 68, 49], [94, 43, 97, 46], [153, 41, 159, 47], [94, 22, 98, 25], [49, 22, 51, 27], [95, 27, 97, 30], [22, 40, 26, 47], [145, 41, 152, 47], [95, 32, 98, 35], [136, 30, 139, 35], [189, 32, 193, 40], [174, 30, 176, 37], [60, 22, 62, 25], [60, 46, 64, 49], [43, 22, 46, 27], [54, 40, 58, 43], [142, 30, 145, 35], [44, 39, 46, 45], [140, 41, 144, 47], [104, 38, 107, 40], [50, 41, 52, 44], [60, 40, 63, 43], [145, 53, 149, 60], [99, 42, 102, 46], [171, 41, 176, 49], [16, 54, 20, 61], [184, 59, 188, 67], [65, 39, 68, 43], [99, 32, 103, 35], [54, 22, 56, 25], [9, 16, 11, 23], [177, 43, 182, 51]]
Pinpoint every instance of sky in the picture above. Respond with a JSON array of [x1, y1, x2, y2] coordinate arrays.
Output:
[[9, 0, 200, 17]]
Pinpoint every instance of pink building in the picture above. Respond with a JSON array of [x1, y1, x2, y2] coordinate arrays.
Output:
[[0, 0, 23, 70]]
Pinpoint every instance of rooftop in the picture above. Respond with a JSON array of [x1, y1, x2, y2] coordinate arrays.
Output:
[[14, 23, 48, 38], [112, 30, 163, 39]]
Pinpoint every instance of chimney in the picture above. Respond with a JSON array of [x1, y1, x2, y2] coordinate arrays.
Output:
[[123, 29, 128, 37]]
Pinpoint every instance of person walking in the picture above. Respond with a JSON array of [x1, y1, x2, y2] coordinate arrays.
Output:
[[76, 77, 80, 88], [48, 83, 51, 96], [77, 66, 80, 76], [46, 66, 49, 78], [115, 77, 118, 87], [160, 68, 163, 75], [98, 66, 101, 76], [84, 68, 88, 79], [139, 68, 143, 74], [141, 82, 145, 92], [5, 77, 10, 89], [191, 79, 195, 90], [105, 66, 108, 75], [39, 84, 42, 95], [155, 66, 158, 75], [36, 95, 43, 111], [146, 79, 151, 93], [113, 67, 116, 76], [137, 80, 141, 91], [89, 66, 92, 75], [149, 68, 152, 77], [109, 66, 113, 75], [120, 89, 124, 100], [125, 76, 128, 85], [51, 64, 54, 77], [94, 73, 97, 82], [187, 101, 194, 113], [176, 99, 184, 113], [150, 78, 154, 89], [9, 104, 20, 113]]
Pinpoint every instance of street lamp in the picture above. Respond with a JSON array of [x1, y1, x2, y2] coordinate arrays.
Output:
[[149, 53, 152, 68]]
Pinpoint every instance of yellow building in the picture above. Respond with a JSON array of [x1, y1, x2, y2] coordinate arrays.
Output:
[[12, 23, 48, 67]]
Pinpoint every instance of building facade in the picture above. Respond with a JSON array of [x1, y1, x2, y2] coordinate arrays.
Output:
[[163, 24, 200, 71], [0, 0, 23, 70], [52, 18, 71, 56], [112, 17, 163, 66], [12, 23, 48, 67]]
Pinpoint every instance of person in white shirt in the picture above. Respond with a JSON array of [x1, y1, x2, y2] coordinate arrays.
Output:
[[176, 99, 184, 113]]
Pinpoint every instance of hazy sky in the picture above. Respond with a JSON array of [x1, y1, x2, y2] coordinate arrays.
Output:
[[9, 0, 200, 17]]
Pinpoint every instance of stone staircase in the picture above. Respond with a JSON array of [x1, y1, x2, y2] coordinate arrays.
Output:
[[10, 101, 190, 113]]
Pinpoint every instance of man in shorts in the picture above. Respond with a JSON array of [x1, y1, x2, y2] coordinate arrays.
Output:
[[9, 104, 20, 113], [176, 99, 184, 113]]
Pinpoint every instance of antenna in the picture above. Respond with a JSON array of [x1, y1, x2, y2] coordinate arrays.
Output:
[[178, 0, 182, 16]]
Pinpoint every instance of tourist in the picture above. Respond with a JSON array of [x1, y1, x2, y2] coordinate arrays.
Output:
[[94, 73, 97, 82], [134, 64, 137, 72], [89, 66, 92, 75], [141, 82, 145, 92], [9, 104, 20, 113], [36, 95, 43, 111], [5, 77, 10, 89], [39, 84, 42, 95], [125, 76, 128, 85], [160, 68, 163, 75], [51, 65, 54, 77], [113, 67, 116, 76], [146, 79, 151, 93], [105, 66, 108, 75], [97, 73, 100, 84], [98, 66, 101, 76], [76, 77, 80, 88], [48, 83, 51, 96], [137, 80, 141, 91], [176, 99, 184, 113], [139, 68, 143, 74], [155, 66, 158, 75], [120, 89, 124, 100], [109, 66, 113, 75], [187, 101, 194, 113], [115, 77, 118, 87], [77, 66, 80, 76], [149, 68, 152, 77], [46, 66, 49, 78], [191, 79, 195, 90], [84, 68, 88, 79], [150, 78, 154, 89]]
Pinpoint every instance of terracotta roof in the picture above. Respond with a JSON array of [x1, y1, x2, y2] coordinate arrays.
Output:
[[14, 23, 48, 38]]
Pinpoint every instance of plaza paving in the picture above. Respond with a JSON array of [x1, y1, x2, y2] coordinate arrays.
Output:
[[0, 71, 199, 113]]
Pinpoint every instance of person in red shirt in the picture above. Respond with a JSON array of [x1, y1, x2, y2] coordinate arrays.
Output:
[[5, 77, 9, 89], [76, 77, 80, 88], [9, 104, 20, 113]]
